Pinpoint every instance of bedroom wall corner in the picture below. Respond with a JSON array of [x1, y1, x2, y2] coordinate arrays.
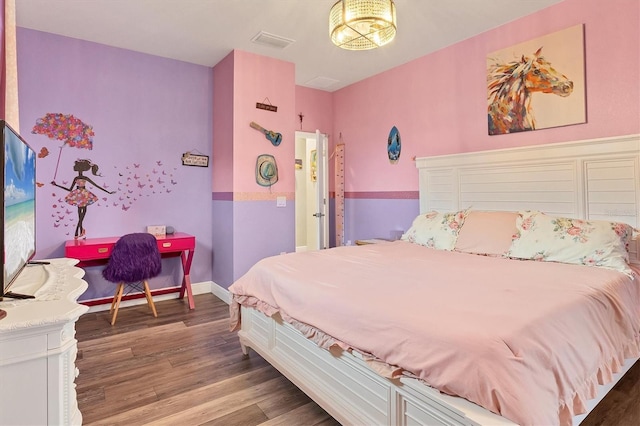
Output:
[[212, 52, 235, 288], [212, 50, 296, 289]]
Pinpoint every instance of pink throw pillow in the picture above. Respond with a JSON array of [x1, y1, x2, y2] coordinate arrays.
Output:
[[454, 211, 518, 257]]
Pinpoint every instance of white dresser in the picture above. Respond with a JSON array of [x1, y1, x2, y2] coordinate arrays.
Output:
[[0, 258, 88, 426]]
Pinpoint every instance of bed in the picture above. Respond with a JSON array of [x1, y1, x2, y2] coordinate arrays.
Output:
[[229, 133, 640, 426]]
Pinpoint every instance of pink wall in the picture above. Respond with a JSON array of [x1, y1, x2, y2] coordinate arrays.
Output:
[[295, 86, 334, 135], [232, 50, 296, 195], [213, 50, 296, 196], [295, 86, 335, 191], [214, 55, 334, 198], [333, 0, 639, 193], [212, 50, 297, 286]]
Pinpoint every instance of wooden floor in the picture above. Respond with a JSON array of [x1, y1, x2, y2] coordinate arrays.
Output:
[[75, 293, 340, 426], [75, 293, 639, 426]]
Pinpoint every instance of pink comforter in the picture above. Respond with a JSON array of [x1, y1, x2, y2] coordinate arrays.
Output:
[[229, 241, 640, 426]]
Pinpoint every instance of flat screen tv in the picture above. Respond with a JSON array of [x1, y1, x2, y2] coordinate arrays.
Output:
[[1, 120, 37, 299]]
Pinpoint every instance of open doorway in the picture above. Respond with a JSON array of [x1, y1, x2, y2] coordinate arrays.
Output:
[[295, 131, 329, 252]]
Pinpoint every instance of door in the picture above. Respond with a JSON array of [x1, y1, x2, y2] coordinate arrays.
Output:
[[295, 131, 329, 251], [313, 130, 329, 250]]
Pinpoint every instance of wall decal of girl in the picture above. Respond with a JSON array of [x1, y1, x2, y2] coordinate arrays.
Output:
[[51, 159, 115, 239]]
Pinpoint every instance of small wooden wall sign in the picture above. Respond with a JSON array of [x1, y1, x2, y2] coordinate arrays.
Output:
[[256, 102, 277, 112], [182, 152, 209, 167]]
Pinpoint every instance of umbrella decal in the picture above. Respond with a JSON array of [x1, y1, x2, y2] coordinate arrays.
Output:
[[32, 113, 95, 179], [32, 113, 114, 239]]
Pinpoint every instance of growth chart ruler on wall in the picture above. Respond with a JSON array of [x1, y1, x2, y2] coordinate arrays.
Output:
[[334, 143, 345, 246]]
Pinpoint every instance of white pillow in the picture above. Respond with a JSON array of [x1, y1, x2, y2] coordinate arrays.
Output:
[[402, 210, 468, 250], [507, 211, 634, 276]]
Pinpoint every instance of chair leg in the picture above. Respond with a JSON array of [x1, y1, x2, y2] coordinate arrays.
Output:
[[143, 280, 158, 318], [109, 285, 119, 313], [111, 283, 125, 325]]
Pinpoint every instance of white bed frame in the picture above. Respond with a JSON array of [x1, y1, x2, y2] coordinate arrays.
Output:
[[238, 133, 640, 426]]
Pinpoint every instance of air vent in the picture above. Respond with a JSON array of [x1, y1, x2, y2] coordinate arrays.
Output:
[[251, 31, 295, 49], [304, 76, 340, 90]]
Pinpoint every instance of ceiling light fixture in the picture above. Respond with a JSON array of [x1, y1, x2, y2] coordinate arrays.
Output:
[[329, 0, 397, 50]]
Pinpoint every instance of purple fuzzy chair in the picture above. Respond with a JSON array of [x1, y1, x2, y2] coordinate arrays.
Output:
[[102, 233, 162, 325]]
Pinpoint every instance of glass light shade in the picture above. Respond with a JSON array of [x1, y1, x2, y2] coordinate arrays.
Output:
[[329, 0, 397, 50]]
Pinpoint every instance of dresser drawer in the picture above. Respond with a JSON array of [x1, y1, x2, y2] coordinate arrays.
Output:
[[157, 237, 194, 252], [65, 243, 114, 260]]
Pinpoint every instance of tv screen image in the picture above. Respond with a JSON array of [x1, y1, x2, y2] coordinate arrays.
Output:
[[2, 120, 36, 297]]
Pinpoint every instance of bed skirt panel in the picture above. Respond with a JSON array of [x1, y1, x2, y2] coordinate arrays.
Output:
[[238, 305, 514, 426]]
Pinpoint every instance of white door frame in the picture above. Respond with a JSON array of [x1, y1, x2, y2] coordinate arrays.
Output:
[[295, 130, 329, 251]]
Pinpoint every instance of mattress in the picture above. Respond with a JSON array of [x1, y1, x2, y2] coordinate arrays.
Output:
[[229, 241, 640, 426]]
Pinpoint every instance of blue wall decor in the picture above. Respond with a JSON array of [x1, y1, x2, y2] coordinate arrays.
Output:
[[387, 126, 401, 164]]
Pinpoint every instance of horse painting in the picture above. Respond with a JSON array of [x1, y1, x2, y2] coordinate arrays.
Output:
[[487, 47, 574, 135]]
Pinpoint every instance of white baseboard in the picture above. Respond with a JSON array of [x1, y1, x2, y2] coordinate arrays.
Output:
[[85, 281, 213, 313], [211, 281, 230, 304]]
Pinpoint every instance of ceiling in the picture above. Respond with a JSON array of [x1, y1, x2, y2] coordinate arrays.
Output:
[[15, 0, 563, 92]]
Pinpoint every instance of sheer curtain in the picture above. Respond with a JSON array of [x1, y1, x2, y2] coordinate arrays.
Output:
[[2, 0, 19, 129]]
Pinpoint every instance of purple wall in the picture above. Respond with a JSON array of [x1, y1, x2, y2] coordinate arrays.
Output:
[[211, 197, 234, 287], [211, 199, 295, 288], [233, 201, 295, 280], [17, 28, 214, 301], [344, 198, 419, 244]]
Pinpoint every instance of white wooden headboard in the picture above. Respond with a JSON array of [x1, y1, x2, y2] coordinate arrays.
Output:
[[415, 134, 640, 228]]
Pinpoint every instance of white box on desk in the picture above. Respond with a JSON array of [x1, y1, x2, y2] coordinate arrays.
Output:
[[146, 225, 166, 238]]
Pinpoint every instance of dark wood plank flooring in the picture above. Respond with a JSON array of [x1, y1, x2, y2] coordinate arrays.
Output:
[[75, 293, 639, 425], [75, 294, 340, 426]]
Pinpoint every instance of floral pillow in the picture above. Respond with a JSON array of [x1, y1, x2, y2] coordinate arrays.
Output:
[[401, 210, 468, 250], [507, 211, 634, 276]]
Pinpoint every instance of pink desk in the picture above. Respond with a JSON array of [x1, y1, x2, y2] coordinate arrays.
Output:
[[65, 232, 196, 309]]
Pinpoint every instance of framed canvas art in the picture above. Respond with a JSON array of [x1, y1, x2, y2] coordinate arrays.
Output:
[[487, 24, 586, 135]]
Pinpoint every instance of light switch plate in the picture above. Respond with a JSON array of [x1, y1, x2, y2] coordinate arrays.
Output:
[[276, 196, 286, 207]]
